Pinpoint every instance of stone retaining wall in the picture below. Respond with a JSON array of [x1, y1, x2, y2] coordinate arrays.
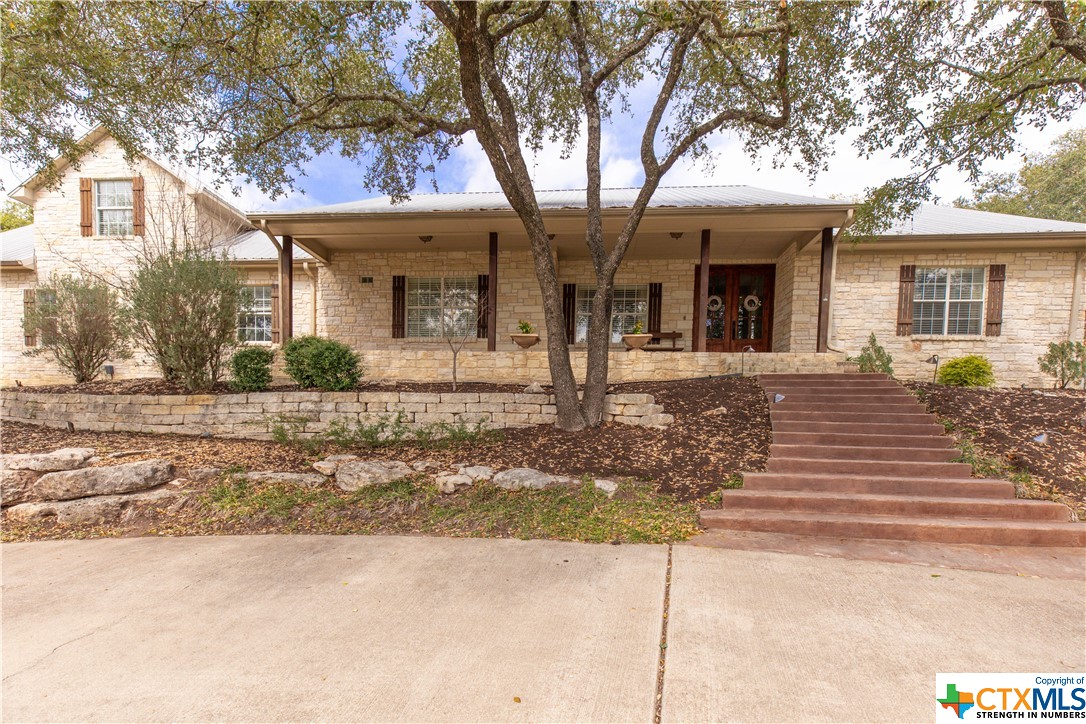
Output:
[[0, 389, 672, 439]]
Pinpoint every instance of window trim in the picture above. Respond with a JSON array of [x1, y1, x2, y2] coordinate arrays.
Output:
[[573, 283, 651, 345], [94, 179, 135, 237], [405, 276, 479, 340], [237, 285, 274, 344], [911, 265, 986, 337]]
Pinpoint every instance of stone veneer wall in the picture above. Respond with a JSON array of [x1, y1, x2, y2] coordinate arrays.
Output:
[[0, 389, 673, 439], [832, 248, 1085, 387]]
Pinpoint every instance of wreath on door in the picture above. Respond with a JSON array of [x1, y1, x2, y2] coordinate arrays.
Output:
[[707, 295, 724, 312], [743, 294, 762, 312]]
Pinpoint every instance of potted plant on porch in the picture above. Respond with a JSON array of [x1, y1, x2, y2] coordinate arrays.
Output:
[[622, 319, 653, 350], [510, 320, 540, 348]]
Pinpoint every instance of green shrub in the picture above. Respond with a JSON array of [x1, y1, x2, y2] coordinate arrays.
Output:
[[849, 333, 894, 376], [1038, 340, 1086, 389], [937, 354, 995, 387], [282, 335, 362, 391], [230, 346, 275, 392]]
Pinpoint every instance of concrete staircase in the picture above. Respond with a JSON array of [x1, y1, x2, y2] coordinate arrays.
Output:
[[700, 373, 1086, 547]]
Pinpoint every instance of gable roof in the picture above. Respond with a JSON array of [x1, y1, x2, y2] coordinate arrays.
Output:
[[883, 204, 1085, 238], [0, 225, 35, 266]]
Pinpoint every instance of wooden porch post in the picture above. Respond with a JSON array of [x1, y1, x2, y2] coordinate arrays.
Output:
[[694, 229, 711, 352], [816, 226, 834, 353], [488, 232, 498, 351], [279, 235, 294, 342]]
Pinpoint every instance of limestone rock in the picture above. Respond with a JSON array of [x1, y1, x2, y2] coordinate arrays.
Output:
[[623, 403, 665, 417], [639, 413, 674, 429], [335, 460, 413, 491], [0, 448, 96, 473], [458, 465, 495, 481], [412, 460, 441, 472], [523, 382, 545, 394], [492, 468, 574, 491], [5, 487, 181, 526], [435, 473, 473, 494], [593, 479, 619, 498], [184, 467, 224, 483], [33, 459, 175, 501], [312, 455, 359, 476], [704, 406, 728, 416], [244, 471, 327, 487], [1, 469, 39, 507]]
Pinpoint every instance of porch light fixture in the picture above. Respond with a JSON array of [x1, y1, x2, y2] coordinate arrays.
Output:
[[419, 235, 433, 244], [669, 232, 683, 239], [925, 354, 940, 383], [773, 393, 786, 404], [1032, 432, 1050, 444]]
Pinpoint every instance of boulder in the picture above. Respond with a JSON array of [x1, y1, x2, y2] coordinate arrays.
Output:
[[5, 486, 181, 526], [184, 467, 224, 483], [492, 468, 574, 491], [435, 473, 473, 494], [335, 460, 413, 491], [458, 465, 495, 481], [244, 471, 327, 487], [312, 454, 359, 476], [639, 414, 674, 429], [0, 448, 96, 473], [593, 479, 619, 498], [412, 460, 441, 472], [33, 459, 175, 501], [1, 469, 39, 507], [523, 382, 545, 394]]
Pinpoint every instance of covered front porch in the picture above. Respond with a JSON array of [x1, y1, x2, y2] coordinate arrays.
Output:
[[251, 187, 854, 381]]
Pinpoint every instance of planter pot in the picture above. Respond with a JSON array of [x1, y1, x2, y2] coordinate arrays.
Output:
[[510, 333, 541, 349], [622, 333, 654, 350]]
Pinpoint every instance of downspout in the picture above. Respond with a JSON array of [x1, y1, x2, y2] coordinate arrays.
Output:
[[302, 261, 318, 336], [1071, 250, 1085, 342], [825, 210, 855, 354]]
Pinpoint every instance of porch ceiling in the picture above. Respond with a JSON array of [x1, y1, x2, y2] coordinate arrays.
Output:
[[252, 205, 853, 261]]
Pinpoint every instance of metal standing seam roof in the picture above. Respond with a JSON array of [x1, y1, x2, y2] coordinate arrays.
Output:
[[225, 230, 313, 262], [268, 185, 847, 215], [0, 225, 36, 265], [883, 204, 1086, 237]]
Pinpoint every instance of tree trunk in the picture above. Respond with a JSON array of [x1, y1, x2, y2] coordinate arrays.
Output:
[[582, 274, 615, 425]]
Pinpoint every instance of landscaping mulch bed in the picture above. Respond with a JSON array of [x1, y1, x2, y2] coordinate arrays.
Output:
[[1, 376, 771, 502], [3, 379, 533, 396], [909, 383, 1086, 509]]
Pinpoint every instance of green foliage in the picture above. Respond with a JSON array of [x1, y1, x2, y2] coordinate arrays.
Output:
[[937, 355, 995, 387], [125, 244, 244, 392], [229, 346, 275, 392], [282, 335, 362, 391], [955, 129, 1086, 223], [0, 200, 32, 231], [1037, 340, 1086, 389], [631, 319, 644, 335], [22, 273, 131, 383], [849, 333, 894, 376], [268, 411, 500, 454], [517, 320, 534, 334]]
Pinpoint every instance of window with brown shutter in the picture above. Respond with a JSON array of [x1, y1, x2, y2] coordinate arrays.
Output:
[[476, 274, 489, 339], [562, 283, 577, 343], [23, 288, 36, 346], [985, 264, 1006, 336], [896, 264, 916, 336], [648, 282, 662, 333], [79, 178, 93, 236], [392, 276, 406, 339], [132, 176, 145, 237], [270, 282, 281, 344]]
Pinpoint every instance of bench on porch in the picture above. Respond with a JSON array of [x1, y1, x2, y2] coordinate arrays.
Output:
[[644, 331, 684, 352]]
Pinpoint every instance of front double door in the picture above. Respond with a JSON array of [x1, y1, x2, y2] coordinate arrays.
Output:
[[694, 264, 775, 353]]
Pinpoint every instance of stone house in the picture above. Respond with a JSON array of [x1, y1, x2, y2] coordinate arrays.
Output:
[[2, 129, 1083, 388]]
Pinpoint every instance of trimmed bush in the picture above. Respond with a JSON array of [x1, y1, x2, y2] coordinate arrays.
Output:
[[850, 333, 894, 376], [937, 354, 995, 387], [230, 346, 275, 392], [1037, 340, 1086, 389], [282, 335, 362, 391]]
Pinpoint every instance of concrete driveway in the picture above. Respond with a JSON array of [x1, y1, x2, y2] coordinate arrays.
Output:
[[3, 536, 1083, 723]]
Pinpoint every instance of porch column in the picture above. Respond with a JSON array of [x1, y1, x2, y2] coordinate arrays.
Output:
[[279, 234, 294, 342], [816, 226, 834, 353], [694, 228, 710, 352], [488, 232, 498, 351]]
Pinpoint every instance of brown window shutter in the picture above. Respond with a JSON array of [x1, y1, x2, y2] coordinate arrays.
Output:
[[476, 274, 488, 339], [648, 282, 662, 334], [270, 282, 281, 344], [896, 264, 916, 336], [985, 264, 1006, 336], [132, 176, 145, 236], [79, 178, 93, 236], [392, 276, 406, 339], [23, 288, 37, 346], [562, 283, 577, 343]]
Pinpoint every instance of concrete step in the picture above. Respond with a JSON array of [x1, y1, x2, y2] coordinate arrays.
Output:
[[772, 432, 955, 449], [719, 490, 1071, 522], [761, 383, 905, 394], [742, 472, 1015, 498], [759, 373, 891, 382], [766, 457, 973, 478], [699, 510, 1086, 547], [771, 420, 946, 436], [764, 393, 918, 405], [769, 443, 959, 463], [771, 410, 935, 425], [771, 401, 925, 413]]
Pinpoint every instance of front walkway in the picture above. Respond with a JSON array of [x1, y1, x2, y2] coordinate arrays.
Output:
[[3, 536, 1083, 722]]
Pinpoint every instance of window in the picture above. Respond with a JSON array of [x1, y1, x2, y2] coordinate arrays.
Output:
[[238, 286, 273, 343], [95, 180, 134, 236], [912, 267, 985, 335], [575, 285, 649, 343], [407, 277, 477, 338]]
